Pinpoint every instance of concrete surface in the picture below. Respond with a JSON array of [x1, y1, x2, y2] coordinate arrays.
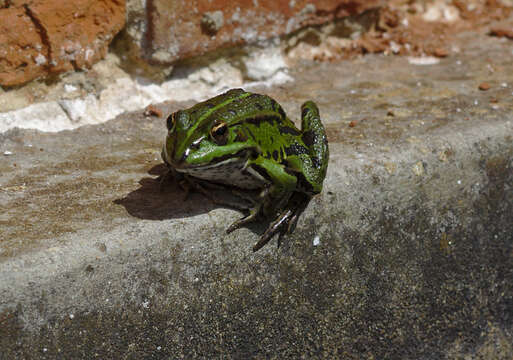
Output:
[[0, 33, 512, 358]]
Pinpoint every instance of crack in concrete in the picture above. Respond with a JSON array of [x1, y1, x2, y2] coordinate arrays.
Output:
[[23, 4, 52, 72]]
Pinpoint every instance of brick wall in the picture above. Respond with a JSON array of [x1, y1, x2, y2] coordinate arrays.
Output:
[[0, 0, 381, 87]]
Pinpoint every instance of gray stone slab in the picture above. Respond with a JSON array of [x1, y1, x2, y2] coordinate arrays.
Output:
[[0, 34, 512, 358]]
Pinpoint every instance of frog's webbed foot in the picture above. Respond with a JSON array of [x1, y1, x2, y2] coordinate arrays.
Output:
[[252, 192, 310, 252]]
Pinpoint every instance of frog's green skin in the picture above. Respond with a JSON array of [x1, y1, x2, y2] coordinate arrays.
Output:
[[162, 88, 329, 251]]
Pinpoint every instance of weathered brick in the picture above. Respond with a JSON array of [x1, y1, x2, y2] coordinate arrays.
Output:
[[145, 0, 383, 63], [0, 0, 125, 87], [0, 7, 48, 87]]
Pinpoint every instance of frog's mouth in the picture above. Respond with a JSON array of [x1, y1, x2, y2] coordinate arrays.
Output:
[[171, 149, 252, 172]]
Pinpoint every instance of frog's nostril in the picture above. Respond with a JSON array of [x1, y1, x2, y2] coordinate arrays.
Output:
[[190, 136, 205, 149]]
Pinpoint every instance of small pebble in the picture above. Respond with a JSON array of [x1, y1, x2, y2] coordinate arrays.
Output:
[[348, 120, 357, 128], [144, 105, 163, 118], [412, 161, 425, 176], [3, 150, 13, 156], [64, 84, 78, 93], [478, 82, 491, 91], [313, 236, 320, 246], [433, 47, 448, 58]]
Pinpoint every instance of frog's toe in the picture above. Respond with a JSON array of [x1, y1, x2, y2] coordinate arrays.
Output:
[[226, 204, 261, 234], [252, 209, 293, 251]]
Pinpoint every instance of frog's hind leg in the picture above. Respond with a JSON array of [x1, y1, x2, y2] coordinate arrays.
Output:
[[252, 208, 292, 251], [299, 101, 329, 193], [252, 192, 310, 251]]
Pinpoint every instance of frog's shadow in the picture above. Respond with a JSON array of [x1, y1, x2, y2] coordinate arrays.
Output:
[[114, 164, 268, 234]]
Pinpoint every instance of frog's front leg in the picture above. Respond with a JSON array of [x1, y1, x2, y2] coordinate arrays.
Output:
[[159, 166, 180, 192], [226, 157, 298, 248]]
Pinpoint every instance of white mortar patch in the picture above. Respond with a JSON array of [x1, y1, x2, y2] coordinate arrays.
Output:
[[0, 47, 292, 133]]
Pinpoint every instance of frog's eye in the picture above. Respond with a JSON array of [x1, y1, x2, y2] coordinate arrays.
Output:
[[170, 111, 191, 130], [210, 122, 228, 145], [166, 113, 176, 131]]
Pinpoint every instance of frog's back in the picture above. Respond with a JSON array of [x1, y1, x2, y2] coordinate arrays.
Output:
[[209, 90, 288, 127]]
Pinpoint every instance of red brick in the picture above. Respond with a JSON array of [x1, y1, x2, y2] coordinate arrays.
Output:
[[0, 0, 125, 87], [0, 7, 48, 86], [146, 0, 383, 63]]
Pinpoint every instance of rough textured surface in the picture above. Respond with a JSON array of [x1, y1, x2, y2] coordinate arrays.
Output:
[[144, 0, 383, 64], [0, 0, 125, 87], [0, 33, 512, 358], [0, 7, 48, 87]]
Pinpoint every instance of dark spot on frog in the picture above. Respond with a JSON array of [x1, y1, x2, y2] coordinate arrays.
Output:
[[261, 98, 285, 119], [250, 164, 273, 182], [302, 130, 315, 147], [302, 107, 310, 119], [295, 172, 315, 193], [277, 105, 286, 120], [246, 127, 255, 141], [311, 156, 321, 169], [280, 126, 301, 136], [245, 115, 279, 127], [285, 143, 308, 156], [272, 150, 279, 161]]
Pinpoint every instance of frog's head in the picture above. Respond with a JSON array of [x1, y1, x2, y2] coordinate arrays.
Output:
[[162, 108, 255, 170]]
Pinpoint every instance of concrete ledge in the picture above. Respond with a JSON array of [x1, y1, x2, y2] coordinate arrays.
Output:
[[0, 33, 512, 357]]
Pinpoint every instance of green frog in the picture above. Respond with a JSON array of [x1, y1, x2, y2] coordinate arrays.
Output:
[[162, 88, 329, 251]]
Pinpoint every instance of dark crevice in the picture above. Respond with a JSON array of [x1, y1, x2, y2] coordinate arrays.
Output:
[[23, 4, 52, 71], [143, 0, 156, 62], [69, 59, 80, 72]]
